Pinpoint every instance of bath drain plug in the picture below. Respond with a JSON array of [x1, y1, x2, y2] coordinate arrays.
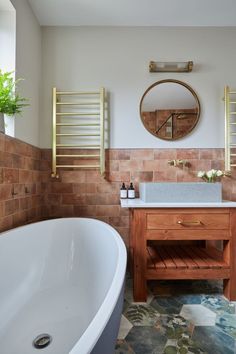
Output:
[[33, 334, 52, 349]]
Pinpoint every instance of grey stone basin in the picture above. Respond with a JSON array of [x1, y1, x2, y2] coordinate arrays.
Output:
[[139, 182, 222, 203]]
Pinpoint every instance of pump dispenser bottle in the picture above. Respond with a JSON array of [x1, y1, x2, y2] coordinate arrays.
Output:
[[120, 183, 127, 199], [128, 183, 135, 199]]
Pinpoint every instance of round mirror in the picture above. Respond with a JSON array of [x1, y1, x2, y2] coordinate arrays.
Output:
[[140, 79, 200, 140]]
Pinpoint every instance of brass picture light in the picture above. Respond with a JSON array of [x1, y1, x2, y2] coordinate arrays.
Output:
[[149, 61, 193, 73]]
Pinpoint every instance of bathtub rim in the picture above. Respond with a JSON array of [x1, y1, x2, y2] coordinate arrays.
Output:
[[68, 217, 127, 354], [0, 217, 127, 354]]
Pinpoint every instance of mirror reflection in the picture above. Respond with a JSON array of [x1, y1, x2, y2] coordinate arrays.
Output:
[[140, 80, 200, 140]]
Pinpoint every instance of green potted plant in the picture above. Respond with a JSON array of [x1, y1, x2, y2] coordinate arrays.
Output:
[[0, 70, 29, 134]]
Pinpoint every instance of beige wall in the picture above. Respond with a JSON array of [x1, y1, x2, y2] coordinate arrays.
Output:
[[40, 26, 236, 149], [0, 9, 16, 136], [0, 10, 15, 72], [10, 0, 42, 146]]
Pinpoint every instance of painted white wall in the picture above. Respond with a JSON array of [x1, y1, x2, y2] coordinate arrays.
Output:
[[41, 27, 236, 148], [0, 11, 15, 71], [10, 0, 41, 146], [0, 8, 16, 136]]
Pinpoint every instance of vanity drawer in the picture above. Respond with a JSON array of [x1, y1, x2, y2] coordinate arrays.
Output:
[[146, 213, 230, 230]]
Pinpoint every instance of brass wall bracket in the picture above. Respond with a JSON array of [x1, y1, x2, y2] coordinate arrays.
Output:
[[51, 172, 59, 179], [168, 159, 189, 167], [223, 170, 232, 177]]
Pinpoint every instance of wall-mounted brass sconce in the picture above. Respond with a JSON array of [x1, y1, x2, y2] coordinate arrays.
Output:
[[149, 61, 193, 73]]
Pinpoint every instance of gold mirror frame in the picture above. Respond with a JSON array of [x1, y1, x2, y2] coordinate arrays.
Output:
[[139, 79, 201, 141]]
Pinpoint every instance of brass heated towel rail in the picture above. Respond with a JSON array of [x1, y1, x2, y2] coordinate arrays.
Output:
[[224, 86, 236, 173], [51, 87, 106, 178]]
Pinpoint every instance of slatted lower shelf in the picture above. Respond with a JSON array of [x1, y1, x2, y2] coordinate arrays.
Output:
[[146, 245, 230, 280]]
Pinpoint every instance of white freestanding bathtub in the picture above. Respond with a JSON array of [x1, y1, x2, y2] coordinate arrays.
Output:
[[0, 218, 127, 354]]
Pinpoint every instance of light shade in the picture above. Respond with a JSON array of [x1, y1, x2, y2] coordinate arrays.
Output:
[[149, 61, 193, 73]]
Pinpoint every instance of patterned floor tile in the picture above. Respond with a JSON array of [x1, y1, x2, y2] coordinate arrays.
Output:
[[180, 305, 216, 326], [125, 326, 167, 354], [124, 303, 160, 326], [174, 294, 203, 305], [163, 338, 207, 354], [192, 325, 235, 354], [151, 347, 166, 354], [118, 315, 133, 339], [216, 313, 236, 339], [150, 296, 183, 315], [115, 339, 135, 353], [117, 277, 235, 354], [201, 295, 236, 315], [155, 314, 193, 339], [154, 314, 206, 353]]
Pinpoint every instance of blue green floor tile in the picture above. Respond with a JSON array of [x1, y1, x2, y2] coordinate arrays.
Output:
[[117, 276, 235, 354], [115, 339, 135, 353], [216, 313, 236, 339], [192, 325, 235, 354], [125, 326, 167, 354], [174, 294, 203, 305], [150, 296, 183, 314], [201, 295, 235, 315]]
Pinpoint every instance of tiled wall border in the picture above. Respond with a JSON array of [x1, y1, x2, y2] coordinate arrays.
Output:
[[1, 132, 236, 248], [41, 147, 236, 247]]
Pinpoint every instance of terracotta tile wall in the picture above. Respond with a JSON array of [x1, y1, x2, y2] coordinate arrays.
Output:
[[0, 133, 46, 232], [1, 136, 236, 245], [41, 148, 236, 247]]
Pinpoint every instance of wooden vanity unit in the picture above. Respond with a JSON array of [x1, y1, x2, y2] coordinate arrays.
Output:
[[121, 200, 236, 302]]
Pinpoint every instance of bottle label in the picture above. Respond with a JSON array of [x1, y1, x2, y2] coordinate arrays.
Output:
[[120, 190, 127, 199], [128, 190, 135, 199]]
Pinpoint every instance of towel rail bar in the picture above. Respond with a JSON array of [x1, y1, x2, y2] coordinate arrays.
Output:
[[51, 87, 106, 178]]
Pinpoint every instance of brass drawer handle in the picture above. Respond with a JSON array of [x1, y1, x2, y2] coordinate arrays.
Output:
[[177, 220, 202, 226]]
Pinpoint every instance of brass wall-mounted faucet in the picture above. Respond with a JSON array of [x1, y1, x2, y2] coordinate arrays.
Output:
[[168, 159, 189, 167]]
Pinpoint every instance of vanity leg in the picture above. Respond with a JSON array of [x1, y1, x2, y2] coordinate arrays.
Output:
[[133, 267, 147, 302], [132, 209, 147, 302], [223, 277, 236, 301], [129, 209, 134, 277], [224, 211, 236, 301]]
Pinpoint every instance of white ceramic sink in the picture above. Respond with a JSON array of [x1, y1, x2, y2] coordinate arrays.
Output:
[[139, 182, 222, 203]]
